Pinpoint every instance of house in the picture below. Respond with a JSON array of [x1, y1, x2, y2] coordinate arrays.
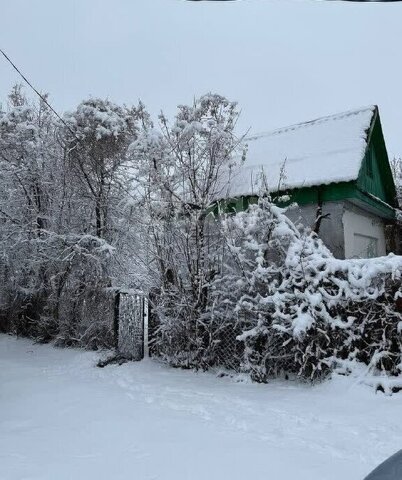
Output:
[[226, 105, 399, 259]]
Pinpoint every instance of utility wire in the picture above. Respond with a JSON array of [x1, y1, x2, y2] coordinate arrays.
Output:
[[0, 48, 76, 135]]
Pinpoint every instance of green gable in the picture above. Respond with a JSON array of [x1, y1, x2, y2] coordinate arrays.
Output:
[[357, 107, 397, 209]]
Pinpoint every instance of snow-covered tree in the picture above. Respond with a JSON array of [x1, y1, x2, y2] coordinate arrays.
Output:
[[391, 156, 402, 205], [128, 93, 246, 366], [63, 98, 140, 239], [0, 88, 145, 346], [0, 85, 62, 335]]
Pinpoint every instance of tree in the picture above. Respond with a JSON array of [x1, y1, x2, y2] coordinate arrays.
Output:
[[0, 89, 143, 345], [128, 93, 246, 366], [64, 98, 140, 239], [391, 156, 402, 206], [0, 85, 63, 335]]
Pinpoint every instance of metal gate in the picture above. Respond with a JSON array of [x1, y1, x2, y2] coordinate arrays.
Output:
[[115, 291, 145, 360]]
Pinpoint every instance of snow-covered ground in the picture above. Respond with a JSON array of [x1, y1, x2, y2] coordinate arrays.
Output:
[[1, 334, 401, 480]]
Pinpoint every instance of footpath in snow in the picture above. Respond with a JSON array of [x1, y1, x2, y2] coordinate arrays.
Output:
[[0, 334, 401, 480]]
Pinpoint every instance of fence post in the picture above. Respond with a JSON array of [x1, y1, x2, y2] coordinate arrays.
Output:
[[113, 290, 120, 351], [143, 296, 149, 358]]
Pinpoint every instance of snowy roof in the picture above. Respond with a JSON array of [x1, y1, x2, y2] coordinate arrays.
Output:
[[228, 106, 376, 197]]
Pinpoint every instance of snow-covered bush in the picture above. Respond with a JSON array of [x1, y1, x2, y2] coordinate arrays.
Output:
[[2, 231, 115, 347], [209, 196, 402, 383]]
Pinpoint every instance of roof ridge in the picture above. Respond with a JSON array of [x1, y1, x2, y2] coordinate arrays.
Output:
[[247, 105, 376, 141]]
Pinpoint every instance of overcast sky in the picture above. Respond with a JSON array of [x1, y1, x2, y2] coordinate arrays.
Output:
[[1, 0, 401, 155]]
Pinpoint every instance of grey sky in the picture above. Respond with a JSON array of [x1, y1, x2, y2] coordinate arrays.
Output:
[[1, 0, 401, 156]]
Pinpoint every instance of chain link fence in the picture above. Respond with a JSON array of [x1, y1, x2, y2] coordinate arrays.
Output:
[[0, 281, 146, 360], [211, 324, 243, 372]]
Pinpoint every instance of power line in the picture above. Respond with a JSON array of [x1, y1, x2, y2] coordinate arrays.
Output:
[[0, 48, 75, 135]]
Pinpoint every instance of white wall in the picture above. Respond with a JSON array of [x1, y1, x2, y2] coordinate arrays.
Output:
[[287, 202, 346, 258], [343, 208, 386, 259]]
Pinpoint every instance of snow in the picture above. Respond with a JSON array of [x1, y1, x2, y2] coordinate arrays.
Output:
[[292, 312, 315, 338], [228, 106, 376, 196], [1, 335, 402, 480]]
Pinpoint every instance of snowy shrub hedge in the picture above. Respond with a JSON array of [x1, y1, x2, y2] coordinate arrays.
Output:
[[208, 197, 402, 384], [1, 233, 116, 349]]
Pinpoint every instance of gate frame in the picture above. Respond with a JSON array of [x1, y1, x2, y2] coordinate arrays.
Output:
[[113, 289, 147, 361]]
